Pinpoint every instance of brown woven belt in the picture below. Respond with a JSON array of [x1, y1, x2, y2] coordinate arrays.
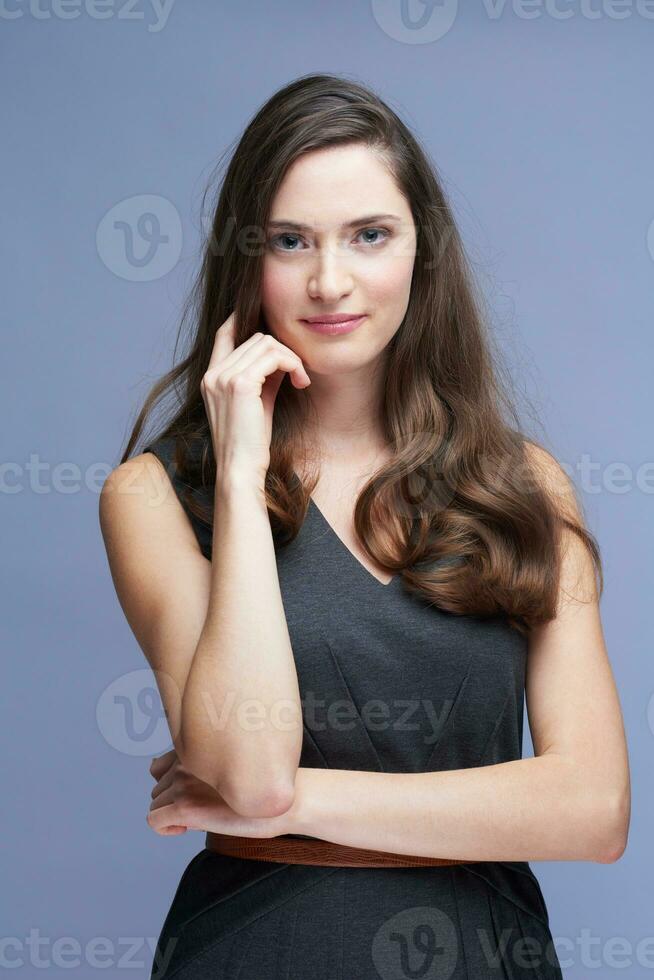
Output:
[[205, 832, 469, 868]]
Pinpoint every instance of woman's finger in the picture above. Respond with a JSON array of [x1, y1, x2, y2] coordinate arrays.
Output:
[[205, 311, 237, 373], [209, 328, 267, 376], [149, 784, 177, 811], [150, 767, 175, 800], [145, 803, 188, 834], [219, 343, 310, 390], [149, 749, 176, 780], [147, 801, 187, 833]]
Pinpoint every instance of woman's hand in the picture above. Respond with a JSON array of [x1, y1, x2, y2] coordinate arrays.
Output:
[[146, 749, 296, 838], [201, 312, 311, 494]]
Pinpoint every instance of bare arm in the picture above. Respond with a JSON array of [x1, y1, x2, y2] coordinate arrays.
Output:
[[180, 471, 302, 816], [287, 752, 623, 863], [282, 447, 631, 863], [99, 452, 303, 819]]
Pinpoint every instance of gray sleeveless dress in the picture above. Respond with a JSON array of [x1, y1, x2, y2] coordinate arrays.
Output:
[[143, 437, 563, 980]]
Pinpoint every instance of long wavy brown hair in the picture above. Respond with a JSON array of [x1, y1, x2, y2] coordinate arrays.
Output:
[[121, 72, 602, 635]]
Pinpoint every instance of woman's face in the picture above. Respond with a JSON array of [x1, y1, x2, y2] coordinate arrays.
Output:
[[260, 143, 417, 376]]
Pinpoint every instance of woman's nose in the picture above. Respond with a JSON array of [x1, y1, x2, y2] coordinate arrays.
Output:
[[307, 246, 354, 301]]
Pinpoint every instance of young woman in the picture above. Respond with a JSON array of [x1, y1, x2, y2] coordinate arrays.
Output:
[[100, 73, 630, 979]]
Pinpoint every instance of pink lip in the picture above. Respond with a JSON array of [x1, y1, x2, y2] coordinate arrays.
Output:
[[303, 313, 366, 323], [301, 314, 367, 336]]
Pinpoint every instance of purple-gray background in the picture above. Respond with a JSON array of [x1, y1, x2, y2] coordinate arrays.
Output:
[[2, 3, 651, 978]]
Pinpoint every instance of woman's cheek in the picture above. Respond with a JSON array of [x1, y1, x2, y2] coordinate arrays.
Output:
[[368, 253, 414, 306], [260, 265, 296, 333]]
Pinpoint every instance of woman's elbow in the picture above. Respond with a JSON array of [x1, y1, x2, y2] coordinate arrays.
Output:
[[177, 728, 299, 817], [595, 789, 631, 864], [225, 778, 297, 818]]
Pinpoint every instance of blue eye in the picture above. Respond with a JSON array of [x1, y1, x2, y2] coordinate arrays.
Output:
[[356, 227, 389, 246], [267, 227, 390, 252], [270, 233, 303, 251]]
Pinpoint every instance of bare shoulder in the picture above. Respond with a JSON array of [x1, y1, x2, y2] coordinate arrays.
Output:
[[99, 450, 210, 640], [98, 449, 212, 683], [99, 450, 202, 555], [522, 440, 584, 525], [523, 439, 602, 610]]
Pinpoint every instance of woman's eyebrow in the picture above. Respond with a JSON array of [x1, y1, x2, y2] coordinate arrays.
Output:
[[266, 213, 402, 231]]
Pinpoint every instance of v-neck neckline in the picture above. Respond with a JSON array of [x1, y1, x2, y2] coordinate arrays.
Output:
[[307, 496, 398, 590]]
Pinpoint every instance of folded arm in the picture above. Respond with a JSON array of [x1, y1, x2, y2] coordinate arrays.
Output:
[[288, 449, 631, 864], [289, 752, 623, 864]]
